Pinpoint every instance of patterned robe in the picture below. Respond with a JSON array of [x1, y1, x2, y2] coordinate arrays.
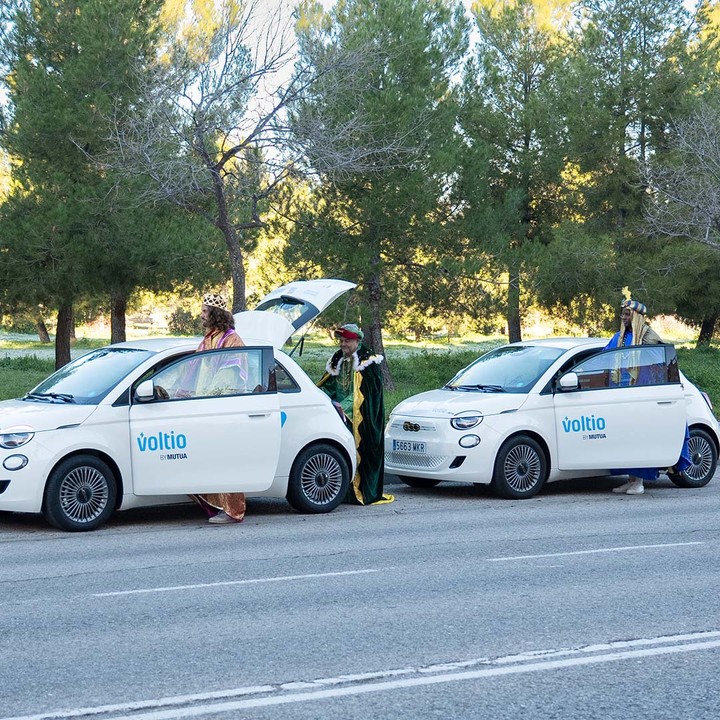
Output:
[[604, 323, 690, 479], [318, 344, 391, 505], [193, 328, 247, 520]]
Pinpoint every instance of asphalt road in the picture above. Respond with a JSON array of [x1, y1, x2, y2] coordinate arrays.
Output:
[[1, 472, 719, 720]]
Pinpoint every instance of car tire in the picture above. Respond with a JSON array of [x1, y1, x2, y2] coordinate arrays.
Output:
[[398, 476, 441, 489], [668, 428, 718, 489], [492, 435, 547, 499], [43, 455, 117, 532], [286, 443, 350, 514]]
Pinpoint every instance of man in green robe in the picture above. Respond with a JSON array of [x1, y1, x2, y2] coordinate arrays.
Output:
[[318, 324, 393, 505]]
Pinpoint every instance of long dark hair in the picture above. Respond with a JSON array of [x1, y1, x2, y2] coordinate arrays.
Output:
[[206, 306, 235, 333]]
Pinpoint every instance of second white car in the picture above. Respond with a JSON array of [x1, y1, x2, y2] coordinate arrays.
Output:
[[385, 338, 719, 498]]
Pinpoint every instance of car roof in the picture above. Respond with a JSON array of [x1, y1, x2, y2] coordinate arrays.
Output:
[[101, 337, 295, 358], [510, 337, 607, 350], [107, 336, 608, 354], [106, 337, 199, 352]]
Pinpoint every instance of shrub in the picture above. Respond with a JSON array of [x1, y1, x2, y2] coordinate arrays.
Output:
[[677, 347, 720, 414], [0, 356, 55, 399], [167, 308, 202, 336], [0, 355, 54, 371]]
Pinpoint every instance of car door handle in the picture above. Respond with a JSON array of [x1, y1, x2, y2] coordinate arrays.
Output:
[[656, 401, 675, 405], [248, 413, 270, 418]]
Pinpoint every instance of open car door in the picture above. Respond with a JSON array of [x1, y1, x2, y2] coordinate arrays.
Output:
[[129, 346, 281, 495], [553, 344, 686, 471]]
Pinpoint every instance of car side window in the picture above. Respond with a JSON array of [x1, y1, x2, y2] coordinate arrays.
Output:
[[568, 345, 678, 390], [275, 361, 300, 392], [542, 348, 603, 394], [151, 348, 268, 399], [114, 352, 197, 406]]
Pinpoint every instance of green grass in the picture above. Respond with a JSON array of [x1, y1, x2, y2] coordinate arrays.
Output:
[[383, 347, 492, 410], [0, 337, 106, 351], [0, 355, 55, 399], [1, 342, 718, 419], [677, 347, 720, 413], [290, 338, 502, 413]]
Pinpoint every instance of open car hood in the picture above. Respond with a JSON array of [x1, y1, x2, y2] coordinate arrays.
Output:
[[234, 278, 356, 348]]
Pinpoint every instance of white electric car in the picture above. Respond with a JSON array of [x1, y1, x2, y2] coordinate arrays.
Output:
[[385, 338, 719, 498], [0, 280, 357, 531]]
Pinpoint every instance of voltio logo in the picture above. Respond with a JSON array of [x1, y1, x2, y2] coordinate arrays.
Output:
[[136, 431, 187, 452], [561, 415, 606, 433]]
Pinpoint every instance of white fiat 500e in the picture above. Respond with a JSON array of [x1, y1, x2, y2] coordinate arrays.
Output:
[[0, 280, 357, 531], [385, 338, 719, 498]]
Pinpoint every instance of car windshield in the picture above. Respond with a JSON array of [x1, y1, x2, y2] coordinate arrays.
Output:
[[26, 348, 154, 405], [445, 345, 566, 393]]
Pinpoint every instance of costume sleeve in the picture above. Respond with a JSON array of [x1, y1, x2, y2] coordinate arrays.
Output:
[[641, 326, 662, 345], [339, 391, 354, 417], [318, 374, 338, 401], [359, 363, 385, 446], [222, 332, 246, 348]]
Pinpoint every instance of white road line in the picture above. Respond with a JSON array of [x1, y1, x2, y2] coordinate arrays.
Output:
[[491, 629, 720, 664], [486, 541, 704, 562], [92, 568, 383, 597], [0, 687, 278, 720], [25, 637, 720, 720], [4, 630, 719, 720]]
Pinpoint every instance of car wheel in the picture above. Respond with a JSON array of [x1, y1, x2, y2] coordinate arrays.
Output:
[[492, 435, 547, 499], [398, 476, 441, 489], [43, 455, 117, 531], [668, 428, 718, 489], [286, 443, 350, 514]]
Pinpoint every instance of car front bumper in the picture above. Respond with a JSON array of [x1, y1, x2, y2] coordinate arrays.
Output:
[[384, 414, 502, 484]]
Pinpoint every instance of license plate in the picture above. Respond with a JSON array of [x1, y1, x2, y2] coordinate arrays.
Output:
[[393, 439, 426, 453]]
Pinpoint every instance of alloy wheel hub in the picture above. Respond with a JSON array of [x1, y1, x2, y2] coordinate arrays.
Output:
[[77, 486, 93, 503]]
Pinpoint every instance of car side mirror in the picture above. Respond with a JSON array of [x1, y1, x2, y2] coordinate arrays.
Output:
[[134, 379, 155, 403], [558, 372, 579, 391]]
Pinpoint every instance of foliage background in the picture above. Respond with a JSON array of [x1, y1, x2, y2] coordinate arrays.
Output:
[[2, 0, 720, 373], [2, 335, 718, 421]]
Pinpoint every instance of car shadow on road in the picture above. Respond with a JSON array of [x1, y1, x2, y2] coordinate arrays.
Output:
[[105, 497, 304, 528], [0, 476, 697, 533], [384, 473, 683, 501]]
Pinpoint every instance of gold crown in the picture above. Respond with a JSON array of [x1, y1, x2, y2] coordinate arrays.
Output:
[[202, 292, 228, 311]]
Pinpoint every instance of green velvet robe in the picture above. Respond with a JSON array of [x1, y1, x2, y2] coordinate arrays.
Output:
[[318, 344, 387, 505]]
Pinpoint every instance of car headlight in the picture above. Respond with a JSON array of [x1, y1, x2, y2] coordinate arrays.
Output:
[[450, 415, 483, 430], [0, 427, 35, 449]]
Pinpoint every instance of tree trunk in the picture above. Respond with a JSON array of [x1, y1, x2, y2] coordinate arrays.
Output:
[[55, 302, 73, 370], [696, 314, 717, 348], [36, 316, 51, 343], [366, 270, 394, 391], [506, 250, 522, 343], [209, 163, 247, 313], [217, 224, 245, 312], [110, 289, 128, 344]]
